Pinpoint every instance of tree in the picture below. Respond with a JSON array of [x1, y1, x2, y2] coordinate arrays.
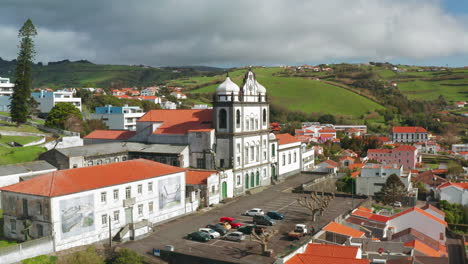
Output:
[[447, 160, 464, 180], [82, 119, 108, 136], [380, 174, 406, 205], [10, 19, 37, 125], [318, 114, 336, 124], [111, 248, 143, 264], [250, 229, 278, 256], [45, 103, 82, 130], [297, 192, 333, 221]]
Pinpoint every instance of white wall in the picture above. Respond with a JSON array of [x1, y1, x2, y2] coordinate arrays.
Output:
[[388, 211, 446, 245], [440, 186, 467, 206], [278, 143, 301, 177]]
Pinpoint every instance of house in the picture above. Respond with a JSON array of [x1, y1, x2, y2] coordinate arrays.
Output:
[[140, 87, 159, 96], [414, 141, 440, 155], [276, 134, 302, 179], [312, 145, 323, 156], [135, 96, 161, 104], [32, 90, 82, 113], [339, 157, 355, 167], [314, 160, 339, 174], [301, 144, 315, 171], [456, 151, 468, 160], [355, 164, 414, 196], [39, 142, 189, 170], [0, 77, 14, 111], [455, 101, 466, 108], [437, 182, 468, 206], [170, 91, 187, 99], [83, 130, 137, 145], [367, 145, 420, 169], [284, 243, 367, 264], [392, 127, 428, 143], [0, 159, 188, 251], [89, 105, 144, 131], [160, 101, 177, 109], [322, 221, 366, 239], [452, 144, 468, 153], [412, 171, 447, 194]]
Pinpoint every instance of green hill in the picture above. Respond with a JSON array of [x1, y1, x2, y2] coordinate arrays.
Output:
[[185, 67, 385, 117]]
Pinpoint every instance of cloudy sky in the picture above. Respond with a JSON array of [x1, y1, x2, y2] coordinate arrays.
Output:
[[1, 0, 468, 67]]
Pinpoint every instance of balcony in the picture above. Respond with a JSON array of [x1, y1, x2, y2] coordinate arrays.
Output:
[[123, 197, 135, 207]]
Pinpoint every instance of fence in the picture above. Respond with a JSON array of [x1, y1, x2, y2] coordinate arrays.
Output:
[[0, 236, 54, 264]]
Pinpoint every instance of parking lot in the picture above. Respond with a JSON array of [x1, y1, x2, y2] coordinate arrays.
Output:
[[122, 173, 364, 264]]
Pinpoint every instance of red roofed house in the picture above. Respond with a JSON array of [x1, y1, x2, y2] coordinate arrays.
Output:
[[284, 243, 367, 264], [186, 169, 221, 207], [170, 91, 187, 99], [392, 126, 428, 143], [83, 130, 136, 145], [356, 164, 414, 196], [0, 159, 189, 252], [388, 207, 447, 245], [276, 133, 302, 179], [339, 156, 355, 168], [437, 182, 468, 206], [367, 145, 420, 169], [314, 159, 339, 174]]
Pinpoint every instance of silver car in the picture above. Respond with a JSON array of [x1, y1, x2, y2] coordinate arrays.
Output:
[[224, 231, 245, 242], [243, 208, 264, 216]]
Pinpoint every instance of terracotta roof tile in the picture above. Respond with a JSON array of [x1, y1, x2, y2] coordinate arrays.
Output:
[[275, 133, 301, 145], [394, 145, 417, 151], [304, 243, 359, 258], [437, 182, 468, 190], [186, 169, 217, 185], [287, 254, 369, 264], [323, 222, 365, 238], [83, 130, 136, 140], [0, 159, 185, 197], [138, 109, 213, 135], [404, 240, 446, 257], [392, 126, 428, 133]]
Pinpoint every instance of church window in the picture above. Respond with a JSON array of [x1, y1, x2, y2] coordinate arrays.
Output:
[[263, 109, 267, 125], [271, 144, 276, 157], [250, 146, 255, 161], [294, 152, 297, 163], [288, 153, 291, 164], [246, 120, 249, 131], [219, 109, 227, 129], [282, 154, 285, 166], [256, 146, 260, 162], [250, 118, 254, 130], [245, 147, 249, 163], [255, 119, 259, 130], [236, 110, 241, 127]]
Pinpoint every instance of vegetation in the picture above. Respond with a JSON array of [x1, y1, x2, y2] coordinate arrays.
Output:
[[45, 103, 83, 131], [110, 248, 143, 264], [10, 19, 37, 125], [0, 135, 42, 145], [60, 247, 104, 264], [297, 192, 334, 221], [439, 200, 468, 225], [336, 174, 356, 194], [22, 255, 57, 264], [0, 145, 46, 165], [0, 209, 18, 248], [379, 174, 406, 205]]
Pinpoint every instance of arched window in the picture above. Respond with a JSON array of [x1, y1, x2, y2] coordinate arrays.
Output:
[[219, 109, 227, 129], [263, 109, 267, 125], [271, 144, 276, 157], [236, 110, 240, 127]]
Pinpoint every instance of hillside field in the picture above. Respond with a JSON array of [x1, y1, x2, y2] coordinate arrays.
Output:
[[187, 67, 384, 117]]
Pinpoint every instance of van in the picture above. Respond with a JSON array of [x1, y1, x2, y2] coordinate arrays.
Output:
[[253, 215, 276, 226]]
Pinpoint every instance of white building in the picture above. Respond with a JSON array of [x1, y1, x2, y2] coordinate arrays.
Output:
[[140, 87, 159, 96], [0, 77, 14, 111], [275, 133, 302, 178], [437, 182, 468, 206], [391, 126, 428, 143], [170, 91, 187, 99], [32, 90, 82, 113], [160, 101, 177, 109], [0, 159, 188, 251], [301, 144, 315, 171], [355, 164, 412, 196], [89, 105, 144, 131], [452, 144, 468, 153], [313, 160, 339, 174]]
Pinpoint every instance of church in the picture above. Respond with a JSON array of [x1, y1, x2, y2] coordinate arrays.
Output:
[[84, 69, 304, 197]]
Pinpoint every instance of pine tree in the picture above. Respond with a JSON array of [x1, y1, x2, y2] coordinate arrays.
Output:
[[381, 174, 406, 205], [10, 19, 37, 125]]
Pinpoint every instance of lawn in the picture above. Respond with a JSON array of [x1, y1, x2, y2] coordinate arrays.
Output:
[[191, 74, 384, 116], [0, 121, 45, 134], [22, 255, 58, 264], [0, 145, 47, 165], [0, 209, 17, 248], [397, 79, 468, 102], [0, 135, 42, 145]]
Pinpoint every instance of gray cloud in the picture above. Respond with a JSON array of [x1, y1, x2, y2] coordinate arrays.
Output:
[[0, 0, 467, 66]]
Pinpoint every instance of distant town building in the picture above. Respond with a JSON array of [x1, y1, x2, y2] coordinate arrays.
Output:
[[160, 101, 177, 109], [437, 182, 468, 206], [356, 164, 413, 196], [0, 77, 14, 111], [32, 90, 82, 113], [367, 145, 420, 169], [452, 144, 468, 153], [90, 105, 144, 131], [391, 126, 428, 143], [276, 134, 302, 178]]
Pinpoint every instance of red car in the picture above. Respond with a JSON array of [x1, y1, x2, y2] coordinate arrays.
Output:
[[219, 217, 243, 228]]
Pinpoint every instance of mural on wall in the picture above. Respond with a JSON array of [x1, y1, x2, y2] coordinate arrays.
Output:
[[158, 175, 182, 210], [59, 194, 95, 239]]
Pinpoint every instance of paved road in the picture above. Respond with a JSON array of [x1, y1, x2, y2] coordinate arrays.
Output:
[[121, 173, 364, 264]]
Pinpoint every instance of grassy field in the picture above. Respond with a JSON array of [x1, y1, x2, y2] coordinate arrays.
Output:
[[0, 135, 43, 145], [397, 79, 468, 102], [188, 68, 384, 116], [0, 146, 47, 165], [0, 122, 45, 134]]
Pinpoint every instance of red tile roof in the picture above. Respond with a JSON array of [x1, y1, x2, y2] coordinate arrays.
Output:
[[392, 126, 428, 133], [138, 109, 213, 135], [286, 254, 369, 264], [0, 159, 185, 197], [367, 149, 392, 154], [83, 130, 136, 140], [324, 160, 339, 167], [404, 240, 446, 257], [185, 169, 217, 185], [390, 207, 447, 227], [319, 128, 337, 133], [304, 243, 359, 258], [351, 171, 360, 178], [352, 209, 390, 223], [357, 206, 372, 212], [437, 182, 468, 190], [320, 133, 335, 138], [394, 145, 417, 151], [323, 222, 365, 238], [276, 133, 301, 145], [349, 163, 364, 170], [420, 204, 445, 217], [340, 157, 355, 162]]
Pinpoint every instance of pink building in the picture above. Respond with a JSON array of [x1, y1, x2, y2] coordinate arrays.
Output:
[[367, 145, 420, 169]]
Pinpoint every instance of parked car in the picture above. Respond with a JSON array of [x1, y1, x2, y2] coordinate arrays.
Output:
[[220, 221, 232, 230], [206, 224, 228, 235], [238, 225, 267, 235], [220, 217, 243, 228], [187, 231, 211, 242], [199, 228, 221, 239], [224, 231, 245, 242], [253, 215, 275, 226], [243, 208, 264, 216], [393, 201, 402, 207], [266, 211, 284, 220], [288, 224, 308, 240]]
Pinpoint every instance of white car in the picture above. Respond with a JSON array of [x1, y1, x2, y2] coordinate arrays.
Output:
[[224, 231, 245, 242], [393, 202, 402, 207], [244, 208, 264, 216], [199, 228, 221, 239]]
